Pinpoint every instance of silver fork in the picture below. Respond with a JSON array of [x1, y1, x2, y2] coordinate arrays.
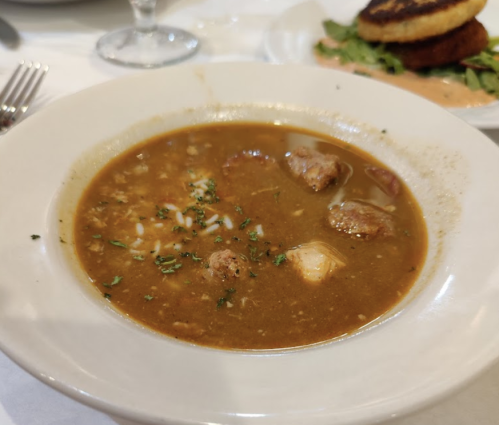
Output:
[[0, 61, 49, 134]]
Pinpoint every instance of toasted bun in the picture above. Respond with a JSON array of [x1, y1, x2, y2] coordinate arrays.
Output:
[[387, 18, 489, 70], [358, 0, 487, 43]]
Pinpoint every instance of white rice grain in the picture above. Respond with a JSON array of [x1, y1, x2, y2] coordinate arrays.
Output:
[[193, 178, 208, 186], [204, 223, 220, 234], [255, 224, 264, 236], [176, 211, 185, 225], [224, 216, 234, 230], [206, 214, 219, 225], [154, 223, 164, 228], [131, 238, 143, 248], [165, 203, 178, 211], [153, 240, 161, 255], [185, 216, 193, 228], [136, 222, 144, 236]]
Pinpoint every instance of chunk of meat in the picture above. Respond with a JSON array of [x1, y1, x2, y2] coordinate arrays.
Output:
[[328, 200, 396, 239], [286, 241, 346, 284], [365, 166, 400, 197], [205, 249, 243, 280], [222, 150, 276, 176], [287, 146, 341, 191]]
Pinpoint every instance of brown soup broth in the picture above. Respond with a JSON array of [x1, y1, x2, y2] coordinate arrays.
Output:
[[73, 123, 427, 350]]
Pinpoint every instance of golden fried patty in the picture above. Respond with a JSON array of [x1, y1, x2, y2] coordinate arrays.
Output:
[[358, 0, 487, 42], [387, 18, 489, 70]]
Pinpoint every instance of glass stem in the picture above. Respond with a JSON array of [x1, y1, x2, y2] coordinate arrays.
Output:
[[130, 0, 158, 33]]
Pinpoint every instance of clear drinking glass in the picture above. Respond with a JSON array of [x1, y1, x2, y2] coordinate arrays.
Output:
[[96, 0, 199, 68]]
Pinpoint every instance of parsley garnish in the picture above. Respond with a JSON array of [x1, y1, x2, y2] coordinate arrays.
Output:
[[104, 293, 112, 299], [215, 217, 225, 226], [133, 255, 145, 261], [192, 230, 198, 237], [239, 218, 251, 230], [92, 234, 102, 239], [30, 234, 40, 240], [172, 225, 187, 233], [102, 275, 123, 288], [232, 236, 241, 241], [109, 240, 127, 248], [235, 205, 243, 215], [216, 288, 236, 310], [248, 245, 262, 262], [248, 231, 258, 242], [249, 271, 257, 278], [155, 254, 176, 265], [156, 205, 170, 219], [273, 253, 287, 266], [144, 295, 154, 301], [214, 235, 223, 243]]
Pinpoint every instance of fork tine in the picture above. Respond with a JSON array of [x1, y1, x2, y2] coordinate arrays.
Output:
[[0, 61, 49, 133], [9, 63, 49, 123], [0, 60, 25, 108], [1, 61, 32, 113]]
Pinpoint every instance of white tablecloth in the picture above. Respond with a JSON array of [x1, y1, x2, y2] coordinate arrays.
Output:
[[1, 0, 499, 423]]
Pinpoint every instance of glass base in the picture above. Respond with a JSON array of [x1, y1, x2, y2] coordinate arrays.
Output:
[[96, 26, 200, 68]]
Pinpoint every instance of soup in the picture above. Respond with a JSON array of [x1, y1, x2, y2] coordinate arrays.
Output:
[[73, 123, 427, 350]]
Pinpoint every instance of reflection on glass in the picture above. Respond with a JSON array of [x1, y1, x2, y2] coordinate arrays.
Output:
[[96, 0, 199, 68]]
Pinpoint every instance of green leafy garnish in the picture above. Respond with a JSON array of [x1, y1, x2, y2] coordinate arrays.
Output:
[[133, 255, 145, 261], [92, 234, 102, 239], [239, 218, 251, 230], [172, 225, 187, 233], [214, 235, 223, 243], [273, 253, 287, 266], [216, 288, 236, 310], [465, 68, 481, 91], [102, 275, 123, 288], [249, 271, 257, 278], [108, 240, 127, 248], [235, 205, 243, 215], [248, 231, 259, 242], [156, 205, 170, 219], [104, 293, 112, 299], [144, 295, 154, 301]]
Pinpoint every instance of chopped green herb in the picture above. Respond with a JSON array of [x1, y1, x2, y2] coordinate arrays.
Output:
[[172, 225, 187, 233], [215, 218, 225, 226], [104, 293, 112, 299], [102, 275, 123, 288], [239, 218, 251, 230], [92, 234, 102, 239], [155, 254, 176, 265], [216, 288, 236, 310], [248, 245, 263, 262], [30, 234, 40, 240], [235, 205, 243, 215], [249, 271, 257, 278], [144, 295, 154, 301], [232, 236, 241, 241], [381, 129, 387, 134], [133, 255, 145, 261], [248, 231, 259, 242], [273, 253, 287, 266], [204, 263, 210, 269], [192, 230, 198, 237], [214, 235, 223, 243], [161, 263, 183, 274], [156, 205, 170, 219], [109, 240, 127, 248], [117, 199, 125, 204], [192, 253, 202, 262]]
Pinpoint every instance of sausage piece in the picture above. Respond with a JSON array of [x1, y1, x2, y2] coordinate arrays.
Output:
[[287, 146, 341, 191], [205, 249, 243, 280], [328, 200, 396, 239]]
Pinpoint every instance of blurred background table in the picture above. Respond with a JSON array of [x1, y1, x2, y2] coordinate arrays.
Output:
[[0, 0, 498, 423]]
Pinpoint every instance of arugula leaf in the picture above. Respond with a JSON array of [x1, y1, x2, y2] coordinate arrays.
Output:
[[465, 68, 481, 91]]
